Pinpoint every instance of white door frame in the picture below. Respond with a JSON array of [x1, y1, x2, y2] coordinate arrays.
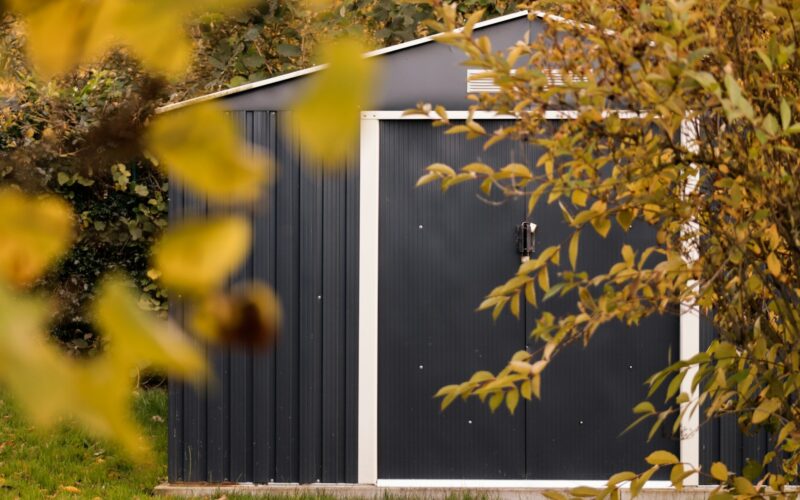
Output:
[[357, 110, 698, 487]]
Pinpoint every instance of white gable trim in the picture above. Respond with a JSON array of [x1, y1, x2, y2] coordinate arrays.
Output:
[[158, 10, 534, 113]]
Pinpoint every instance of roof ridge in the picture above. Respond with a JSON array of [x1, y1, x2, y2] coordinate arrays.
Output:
[[158, 10, 534, 113]]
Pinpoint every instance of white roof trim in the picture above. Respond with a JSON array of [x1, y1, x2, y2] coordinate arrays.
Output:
[[158, 10, 533, 113]]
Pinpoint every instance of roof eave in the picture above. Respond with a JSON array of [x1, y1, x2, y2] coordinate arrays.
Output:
[[157, 9, 535, 113]]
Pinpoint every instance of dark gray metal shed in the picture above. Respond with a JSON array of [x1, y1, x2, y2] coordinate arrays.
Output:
[[165, 10, 758, 488]]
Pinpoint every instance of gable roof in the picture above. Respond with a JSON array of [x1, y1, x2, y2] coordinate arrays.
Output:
[[160, 10, 539, 113]]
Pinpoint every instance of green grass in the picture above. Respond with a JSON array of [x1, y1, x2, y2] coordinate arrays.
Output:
[[0, 391, 490, 499], [0, 389, 168, 499]]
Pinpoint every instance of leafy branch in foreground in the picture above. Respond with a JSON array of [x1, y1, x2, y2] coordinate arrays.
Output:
[[0, 0, 375, 459], [419, 0, 800, 496]]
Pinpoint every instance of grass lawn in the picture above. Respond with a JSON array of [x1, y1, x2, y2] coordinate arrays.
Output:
[[0, 389, 168, 499], [0, 390, 486, 500]]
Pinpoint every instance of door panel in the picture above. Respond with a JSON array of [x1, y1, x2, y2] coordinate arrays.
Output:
[[377, 119, 680, 480], [526, 211, 679, 479], [378, 120, 529, 479], [523, 149, 680, 479]]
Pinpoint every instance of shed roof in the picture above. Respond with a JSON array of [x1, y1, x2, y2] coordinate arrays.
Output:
[[161, 10, 554, 113]]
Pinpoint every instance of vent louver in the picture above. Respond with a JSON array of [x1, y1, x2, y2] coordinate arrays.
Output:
[[466, 69, 587, 93]]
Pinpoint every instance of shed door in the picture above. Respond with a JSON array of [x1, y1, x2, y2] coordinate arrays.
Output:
[[377, 119, 679, 480]]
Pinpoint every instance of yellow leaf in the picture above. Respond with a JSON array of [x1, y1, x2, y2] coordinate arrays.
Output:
[[10, 0, 245, 78], [568, 232, 580, 270], [506, 388, 519, 414], [607, 471, 637, 486], [153, 217, 251, 294], [752, 398, 781, 424], [524, 281, 537, 307], [591, 215, 612, 238], [500, 163, 532, 179], [537, 267, 550, 292], [520, 380, 532, 400], [509, 361, 531, 374], [509, 291, 520, 318], [710, 462, 728, 481], [766, 252, 781, 277], [645, 450, 679, 465], [0, 189, 73, 287], [733, 476, 756, 495], [0, 286, 148, 460], [60, 486, 80, 494], [92, 276, 205, 376], [292, 37, 376, 166], [0, 286, 71, 425], [531, 374, 541, 399], [571, 190, 588, 207], [489, 391, 504, 412], [570, 486, 601, 497], [416, 173, 440, 187], [147, 102, 268, 201], [622, 244, 635, 265]]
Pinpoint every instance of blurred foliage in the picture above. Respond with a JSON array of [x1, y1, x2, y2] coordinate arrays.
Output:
[[291, 36, 377, 165], [0, 389, 169, 498], [0, 0, 519, 466], [176, 0, 520, 100], [0, 0, 519, 354], [0, 0, 283, 459], [416, 0, 800, 497]]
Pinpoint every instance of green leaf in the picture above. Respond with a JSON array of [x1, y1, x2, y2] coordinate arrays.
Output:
[[645, 450, 679, 465], [633, 401, 656, 414], [781, 99, 792, 130], [276, 43, 302, 57], [724, 74, 754, 120], [742, 459, 763, 482]]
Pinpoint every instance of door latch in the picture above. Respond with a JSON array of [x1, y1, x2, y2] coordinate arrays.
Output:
[[516, 222, 537, 262]]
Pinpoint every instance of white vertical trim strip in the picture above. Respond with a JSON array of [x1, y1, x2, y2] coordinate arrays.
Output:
[[358, 115, 381, 485], [358, 110, 690, 485], [679, 118, 701, 485]]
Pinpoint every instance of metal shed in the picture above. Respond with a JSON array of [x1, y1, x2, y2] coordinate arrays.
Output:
[[165, 10, 763, 489]]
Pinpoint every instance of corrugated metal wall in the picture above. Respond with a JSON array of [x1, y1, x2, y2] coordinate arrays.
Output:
[[698, 317, 774, 484], [377, 120, 680, 480], [167, 111, 359, 484]]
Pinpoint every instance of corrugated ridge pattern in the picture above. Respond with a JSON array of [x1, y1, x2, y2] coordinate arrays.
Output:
[[168, 111, 359, 484], [378, 120, 528, 479]]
